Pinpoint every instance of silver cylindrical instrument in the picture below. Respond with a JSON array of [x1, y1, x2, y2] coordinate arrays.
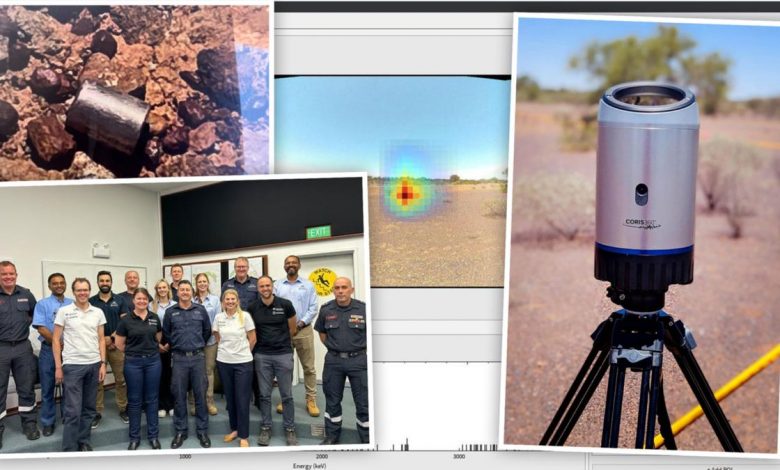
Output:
[[594, 82, 699, 310]]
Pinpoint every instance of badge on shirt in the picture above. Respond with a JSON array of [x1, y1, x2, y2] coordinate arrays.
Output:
[[349, 314, 365, 325], [272, 307, 285, 316]]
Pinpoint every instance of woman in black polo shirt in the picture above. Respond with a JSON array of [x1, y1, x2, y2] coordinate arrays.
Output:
[[115, 288, 163, 450]]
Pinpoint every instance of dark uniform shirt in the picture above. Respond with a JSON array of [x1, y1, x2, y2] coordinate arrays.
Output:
[[89, 292, 128, 337], [0, 285, 37, 342], [170, 283, 180, 302], [116, 311, 161, 357], [221, 276, 258, 310], [162, 302, 211, 353], [248, 296, 295, 355], [314, 299, 367, 353]]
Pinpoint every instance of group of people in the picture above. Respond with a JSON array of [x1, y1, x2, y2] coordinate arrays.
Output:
[[0, 255, 369, 452]]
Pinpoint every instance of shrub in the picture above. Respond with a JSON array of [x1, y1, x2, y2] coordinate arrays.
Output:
[[514, 173, 595, 241], [698, 138, 762, 238], [559, 112, 598, 152]]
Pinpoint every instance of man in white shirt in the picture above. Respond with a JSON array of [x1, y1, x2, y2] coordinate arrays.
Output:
[[53, 278, 106, 452]]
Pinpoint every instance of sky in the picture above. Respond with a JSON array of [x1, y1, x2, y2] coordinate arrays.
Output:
[[275, 76, 510, 180], [516, 17, 780, 100]]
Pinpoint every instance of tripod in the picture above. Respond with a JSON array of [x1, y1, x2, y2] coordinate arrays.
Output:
[[540, 309, 743, 452]]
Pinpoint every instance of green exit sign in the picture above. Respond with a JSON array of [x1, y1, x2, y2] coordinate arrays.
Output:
[[306, 225, 332, 240]]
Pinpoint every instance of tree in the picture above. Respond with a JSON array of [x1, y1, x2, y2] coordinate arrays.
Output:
[[449, 174, 460, 183], [516, 75, 541, 101], [681, 53, 731, 115], [569, 26, 730, 114]]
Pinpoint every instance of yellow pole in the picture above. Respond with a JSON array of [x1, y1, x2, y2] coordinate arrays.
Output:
[[654, 343, 780, 449]]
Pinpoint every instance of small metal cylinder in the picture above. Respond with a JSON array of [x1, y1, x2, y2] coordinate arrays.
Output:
[[66, 81, 150, 155]]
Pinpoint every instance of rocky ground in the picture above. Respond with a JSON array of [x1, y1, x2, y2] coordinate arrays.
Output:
[[0, 5, 269, 180], [368, 182, 507, 287]]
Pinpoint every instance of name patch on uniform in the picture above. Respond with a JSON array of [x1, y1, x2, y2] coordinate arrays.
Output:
[[325, 314, 338, 321], [17, 298, 29, 303], [272, 307, 285, 316]]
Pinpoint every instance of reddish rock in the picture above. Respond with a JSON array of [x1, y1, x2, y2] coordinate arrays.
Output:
[[91, 30, 117, 58], [177, 97, 207, 127], [79, 52, 116, 86], [70, 9, 97, 35], [211, 141, 240, 167], [215, 117, 242, 145], [113, 43, 152, 96], [110, 6, 170, 46], [8, 42, 31, 70], [27, 115, 76, 170], [189, 121, 217, 154], [29, 67, 61, 97], [181, 47, 240, 112], [0, 100, 19, 140], [162, 125, 189, 155]]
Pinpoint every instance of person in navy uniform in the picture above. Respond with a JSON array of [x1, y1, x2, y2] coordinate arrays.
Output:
[[0, 260, 40, 449], [162, 280, 212, 449], [314, 277, 369, 445], [221, 257, 258, 310]]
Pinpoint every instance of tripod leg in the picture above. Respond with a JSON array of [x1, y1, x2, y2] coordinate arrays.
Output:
[[541, 347, 600, 445], [656, 378, 677, 450], [644, 365, 662, 450], [548, 349, 610, 446], [542, 317, 615, 446], [634, 368, 651, 448], [601, 363, 626, 448], [665, 320, 743, 452]]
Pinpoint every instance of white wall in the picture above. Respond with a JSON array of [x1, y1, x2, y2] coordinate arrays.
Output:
[[162, 235, 369, 302], [0, 183, 162, 299]]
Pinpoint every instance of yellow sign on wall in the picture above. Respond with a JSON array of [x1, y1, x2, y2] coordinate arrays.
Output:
[[309, 268, 337, 296]]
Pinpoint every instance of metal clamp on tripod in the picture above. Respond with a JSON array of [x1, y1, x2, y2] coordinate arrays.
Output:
[[540, 82, 743, 452]]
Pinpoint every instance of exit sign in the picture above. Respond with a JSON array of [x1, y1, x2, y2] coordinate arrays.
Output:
[[306, 225, 332, 239]]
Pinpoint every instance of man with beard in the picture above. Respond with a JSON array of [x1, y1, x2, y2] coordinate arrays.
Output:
[[89, 271, 129, 428], [32, 273, 74, 437], [314, 277, 369, 445], [0, 260, 40, 449], [273, 255, 320, 417], [250, 276, 298, 446]]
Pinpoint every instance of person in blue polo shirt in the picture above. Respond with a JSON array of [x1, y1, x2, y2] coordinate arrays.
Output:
[[32, 272, 73, 437], [273, 255, 320, 418], [162, 280, 212, 449]]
